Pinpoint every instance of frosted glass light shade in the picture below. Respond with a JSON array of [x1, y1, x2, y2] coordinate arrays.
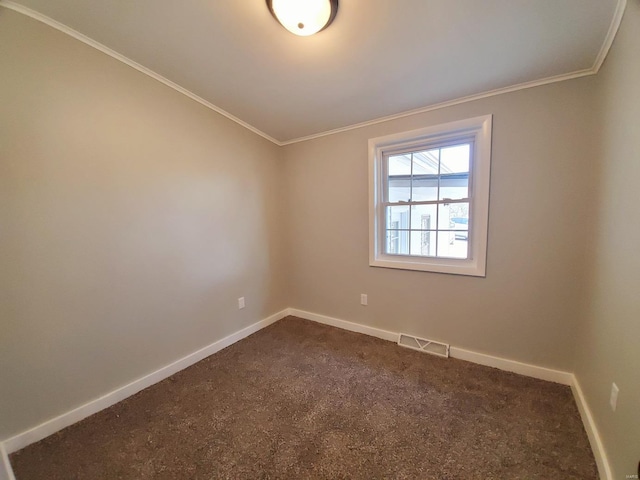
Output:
[[267, 0, 338, 36]]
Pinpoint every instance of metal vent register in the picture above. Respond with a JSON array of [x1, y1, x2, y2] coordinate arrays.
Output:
[[398, 333, 450, 358]]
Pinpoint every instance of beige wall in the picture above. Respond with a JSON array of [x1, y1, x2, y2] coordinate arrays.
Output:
[[283, 78, 599, 372], [574, 1, 640, 478], [2, 3, 638, 476], [0, 10, 287, 440]]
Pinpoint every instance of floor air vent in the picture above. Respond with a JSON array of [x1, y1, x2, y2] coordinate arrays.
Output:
[[398, 333, 450, 358]]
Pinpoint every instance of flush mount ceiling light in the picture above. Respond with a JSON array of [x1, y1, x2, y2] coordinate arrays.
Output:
[[266, 0, 338, 36]]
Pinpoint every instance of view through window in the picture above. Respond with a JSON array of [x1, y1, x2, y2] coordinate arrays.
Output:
[[385, 143, 471, 259], [369, 115, 492, 276]]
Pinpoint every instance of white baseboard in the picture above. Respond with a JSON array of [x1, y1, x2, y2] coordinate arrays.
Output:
[[448, 347, 573, 385], [287, 308, 398, 342], [289, 308, 572, 385], [0, 307, 610, 480], [571, 375, 612, 480], [290, 309, 611, 476], [1, 309, 288, 455], [0, 444, 16, 480]]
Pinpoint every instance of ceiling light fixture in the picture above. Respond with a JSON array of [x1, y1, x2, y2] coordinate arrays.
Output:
[[266, 0, 338, 37]]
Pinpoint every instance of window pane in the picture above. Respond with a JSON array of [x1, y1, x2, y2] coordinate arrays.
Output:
[[438, 202, 469, 230], [411, 177, 439, 201], [439, 173, 468, 200], [412, 149, 439, 175], [411, 149, 439, 201], [439, 144, 470, 200], [388, 155, 411, 202], [437, 231, 469, 259], [440, 144, 470, 174], [386, 230, 409, 255], [388, 182, 410, 202], [386, 205, 410, 230], [410, 204, 436, 230], [411, 230, 435, 257], [388, 154, 412, 175], [454, 230, 469, 242]]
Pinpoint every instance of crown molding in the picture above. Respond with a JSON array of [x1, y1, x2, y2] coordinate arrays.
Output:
[[0, 0, 627, 147], [279, 0, 627, 145], [0, 0, 281, 146], [592, 0, 627, 73], [279, 68, 595, 146]]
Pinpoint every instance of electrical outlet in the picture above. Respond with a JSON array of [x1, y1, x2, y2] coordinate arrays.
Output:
[[610, 382, 619, 412], [360, 294, 368, 306], [238, 297, 245, 309]]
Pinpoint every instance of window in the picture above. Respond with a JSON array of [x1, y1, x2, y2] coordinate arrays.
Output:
[[369, 115, 492, 276]]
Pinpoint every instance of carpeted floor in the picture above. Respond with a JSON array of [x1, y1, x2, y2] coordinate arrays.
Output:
[[10, 316, 597, 479]]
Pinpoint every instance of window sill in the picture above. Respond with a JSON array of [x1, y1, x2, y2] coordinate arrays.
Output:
[[369, 255, 486, 277]]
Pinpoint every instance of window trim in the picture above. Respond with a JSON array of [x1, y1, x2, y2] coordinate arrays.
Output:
[[368, 115, 492, 277]]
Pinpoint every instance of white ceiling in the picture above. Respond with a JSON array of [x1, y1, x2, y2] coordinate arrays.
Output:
[[4, 0, 621, 144]]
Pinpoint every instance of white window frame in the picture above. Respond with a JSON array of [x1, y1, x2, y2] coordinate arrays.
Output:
[[368, 115, 492, 277]]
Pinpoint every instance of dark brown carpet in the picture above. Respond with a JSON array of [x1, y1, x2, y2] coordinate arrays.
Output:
[[10, 316, 597, 479]]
